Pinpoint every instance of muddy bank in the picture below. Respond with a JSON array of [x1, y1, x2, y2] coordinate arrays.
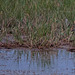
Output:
[[0, 34, 75, 51]]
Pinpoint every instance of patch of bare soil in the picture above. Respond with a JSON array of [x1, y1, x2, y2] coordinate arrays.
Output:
[[58, 39, 75, 52]]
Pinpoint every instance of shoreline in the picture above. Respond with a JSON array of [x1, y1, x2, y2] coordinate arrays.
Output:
[[0, 34, 75, 52], [0, 40, 74, 50]]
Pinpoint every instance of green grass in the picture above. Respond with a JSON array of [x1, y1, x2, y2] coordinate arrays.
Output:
[[0, 0, 75, 47]]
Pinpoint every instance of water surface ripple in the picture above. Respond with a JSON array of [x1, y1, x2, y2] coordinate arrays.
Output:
[[0, 48, 75, 75]]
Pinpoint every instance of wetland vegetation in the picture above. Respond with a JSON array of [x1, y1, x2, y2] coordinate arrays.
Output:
[[0, 0, 75, 48]]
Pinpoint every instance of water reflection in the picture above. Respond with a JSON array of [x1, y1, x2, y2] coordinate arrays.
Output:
[[0, 48, 75, 75]]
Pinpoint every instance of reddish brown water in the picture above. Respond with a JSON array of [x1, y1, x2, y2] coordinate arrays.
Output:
[[0, 48, 75, 75]]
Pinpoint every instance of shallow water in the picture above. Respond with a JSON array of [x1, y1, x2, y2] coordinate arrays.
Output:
[[0, 48, 75, 75]]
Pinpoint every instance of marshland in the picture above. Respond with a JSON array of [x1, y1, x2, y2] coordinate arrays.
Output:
[[0, 0, 75, 48], [0, 0, 75, 75]]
